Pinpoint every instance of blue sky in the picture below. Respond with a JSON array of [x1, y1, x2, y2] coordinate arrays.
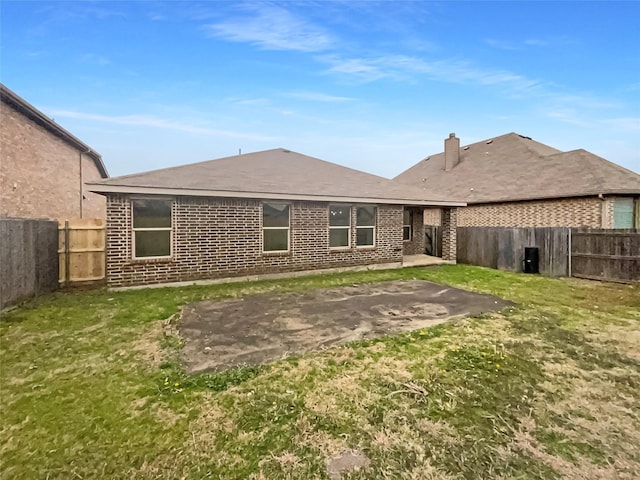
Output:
[[2, 0, 639, 177]]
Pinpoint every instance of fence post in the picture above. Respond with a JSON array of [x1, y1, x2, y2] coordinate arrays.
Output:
[[567, 228, 572, 277], [64, 219, 71, 288]]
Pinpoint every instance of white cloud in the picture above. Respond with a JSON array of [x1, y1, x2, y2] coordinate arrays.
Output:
[[545, 110, 594, 128], [601, 117, 640, 133], [322, 56, 392, 82], [284, 91, 355, 102], [225, 97, 271, 106], [203, 4, 333, 52], [545, 110, 640, 133], [81, 53, 110, 66], [486, 37, 560, 50], [321, 54, 544, 94], [48, 109, 277, 141], [549, 93, 621, 110], [485, 39, 520, 50], [524, 38, 550, 47]]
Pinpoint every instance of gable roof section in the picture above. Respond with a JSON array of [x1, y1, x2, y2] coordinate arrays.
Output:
[[88, 148, 464, 206], [394, 132, 640, 204], [1, 83, 108, 178]]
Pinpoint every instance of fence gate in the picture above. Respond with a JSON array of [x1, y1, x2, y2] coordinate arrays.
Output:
[[424, 226, 441, 257], [58, 219, 106, 286]]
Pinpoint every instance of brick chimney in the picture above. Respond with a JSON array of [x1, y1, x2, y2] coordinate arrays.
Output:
[[444, 133, 460, 171]]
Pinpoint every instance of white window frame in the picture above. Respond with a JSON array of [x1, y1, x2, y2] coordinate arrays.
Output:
[[131, 198, 173, 260], [356, 205, 376, 248], [613, 197, 635, 229], [329, 204, 351, 249], [262, 202, 290, 253], [403, 209, 412, 242]]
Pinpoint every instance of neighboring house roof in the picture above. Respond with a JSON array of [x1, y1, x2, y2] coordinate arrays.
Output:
[[394, 132, 640, 204], [88, 148, 465, 206], [0, 83, 109, 178]]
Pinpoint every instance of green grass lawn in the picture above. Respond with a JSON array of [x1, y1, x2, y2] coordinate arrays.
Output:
[[1, 265, 639, 479]]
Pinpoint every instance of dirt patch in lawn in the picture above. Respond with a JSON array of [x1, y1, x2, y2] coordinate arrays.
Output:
[[178, 279, 513, 373]]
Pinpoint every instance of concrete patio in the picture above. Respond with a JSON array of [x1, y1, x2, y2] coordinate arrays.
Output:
[[402, 254, 455, 268], [178, 279, 512, 373]]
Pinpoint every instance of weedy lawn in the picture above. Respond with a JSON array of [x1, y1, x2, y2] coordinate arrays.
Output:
[[1, 265, 639, 479]]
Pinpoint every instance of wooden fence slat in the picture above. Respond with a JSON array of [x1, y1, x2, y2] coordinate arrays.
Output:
[[456, 227, 570, 276], [570, 228, 639, 283], [58, 219, 106, 286], [572, 253, 637, 261], [454, 227, 637, 282]]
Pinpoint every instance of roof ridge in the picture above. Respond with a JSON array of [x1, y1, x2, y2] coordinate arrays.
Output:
[[99, 148, 289, 182], [393, 132, 639, 202], [100, 147, 405, 185], [547, 148, 640, 178]]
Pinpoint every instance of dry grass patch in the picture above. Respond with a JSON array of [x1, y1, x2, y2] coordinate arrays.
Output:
[[510, 416, 627, 480], [585, 319, 640, 361], [130, 320, 167, 370], [2, 265, 639, 479]]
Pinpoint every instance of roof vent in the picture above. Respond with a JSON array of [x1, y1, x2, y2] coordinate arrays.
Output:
[[282, 149, 291, 153], [485, 139, 493, 144], [463, 146, 470, 150]]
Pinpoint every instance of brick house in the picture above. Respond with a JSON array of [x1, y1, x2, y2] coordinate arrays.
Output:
[[88, 149, 464, 287], [0, 83, 109, 220], [395, 133, 640, 229]]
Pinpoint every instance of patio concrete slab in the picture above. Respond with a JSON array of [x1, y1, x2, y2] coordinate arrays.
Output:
[[178, 280, 513, 373], [402, 254, 455, 267]]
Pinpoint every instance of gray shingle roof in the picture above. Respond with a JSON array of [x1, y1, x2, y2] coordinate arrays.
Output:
[[88, 148, 464, 206], [394, 133, 640, 203]]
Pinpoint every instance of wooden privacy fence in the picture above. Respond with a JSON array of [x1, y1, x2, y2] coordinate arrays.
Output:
[[1, 218, 59, 309], [58, 219, 106, 286], [452, 227, 639, 283], [456, 227, 570, 277], [571, 229, 640, 283]]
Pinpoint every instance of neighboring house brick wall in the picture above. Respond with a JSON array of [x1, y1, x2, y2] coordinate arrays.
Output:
[[602, 197, 617, 229], [0, 100, 105, 220], [423, 197, 612, 228], [423, 208, 441, 226], [106, 195, 404, 287]]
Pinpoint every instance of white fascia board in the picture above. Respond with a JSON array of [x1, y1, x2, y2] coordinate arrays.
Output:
[[86, 184, 467, 207]]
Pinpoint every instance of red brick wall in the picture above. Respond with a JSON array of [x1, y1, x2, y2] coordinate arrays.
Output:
[[441, 208, 457, 261], [402, 207, 426, 255], [0, 100, 105, 220], [106, 195, 404, 287]]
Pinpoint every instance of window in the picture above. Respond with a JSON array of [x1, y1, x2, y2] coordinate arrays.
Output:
[[329, 204, 351, 248], [613, 198, 635, 229], [263, 203, 290, 252], [356, 206, 376, 247], [403, 209, 412, 241], [132, 199, 172, 258]]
